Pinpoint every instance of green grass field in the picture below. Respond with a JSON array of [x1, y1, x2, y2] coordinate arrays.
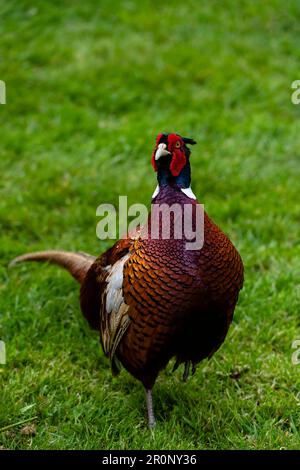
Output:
[[1, 0, 300, 450]]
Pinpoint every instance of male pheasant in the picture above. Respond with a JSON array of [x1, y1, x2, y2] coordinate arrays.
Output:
[[11, 132, 244, 428]]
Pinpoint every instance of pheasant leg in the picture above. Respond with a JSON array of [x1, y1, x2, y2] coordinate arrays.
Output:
[[146, 389, 156, 429], [183, 361, 191, 381]]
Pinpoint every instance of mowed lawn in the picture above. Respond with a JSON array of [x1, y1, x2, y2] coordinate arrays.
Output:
[[1, 0, 300, 450]]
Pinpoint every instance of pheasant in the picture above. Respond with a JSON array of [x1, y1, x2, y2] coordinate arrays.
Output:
[[11, 132, 244, 428]]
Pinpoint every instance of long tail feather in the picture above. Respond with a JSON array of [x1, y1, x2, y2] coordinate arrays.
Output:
[[9, 250, 96, 284]]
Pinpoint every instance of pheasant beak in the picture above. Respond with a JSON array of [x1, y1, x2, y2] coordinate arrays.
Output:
[[155, 143, 171, 161]]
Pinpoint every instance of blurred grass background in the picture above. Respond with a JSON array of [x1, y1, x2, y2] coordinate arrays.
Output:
[[0, 0, 300, 450]]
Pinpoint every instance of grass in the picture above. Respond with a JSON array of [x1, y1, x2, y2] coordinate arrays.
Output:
[[0, 0, 300, 450]]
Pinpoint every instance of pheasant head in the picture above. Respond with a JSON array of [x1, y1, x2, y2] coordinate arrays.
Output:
[[151, 133, 196, 189]]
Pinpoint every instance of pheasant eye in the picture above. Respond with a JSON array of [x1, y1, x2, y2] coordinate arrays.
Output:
[[175, 141, 181, 148]]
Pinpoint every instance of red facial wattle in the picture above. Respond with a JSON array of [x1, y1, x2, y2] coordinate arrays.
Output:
[[167, 134, 186, 176]]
